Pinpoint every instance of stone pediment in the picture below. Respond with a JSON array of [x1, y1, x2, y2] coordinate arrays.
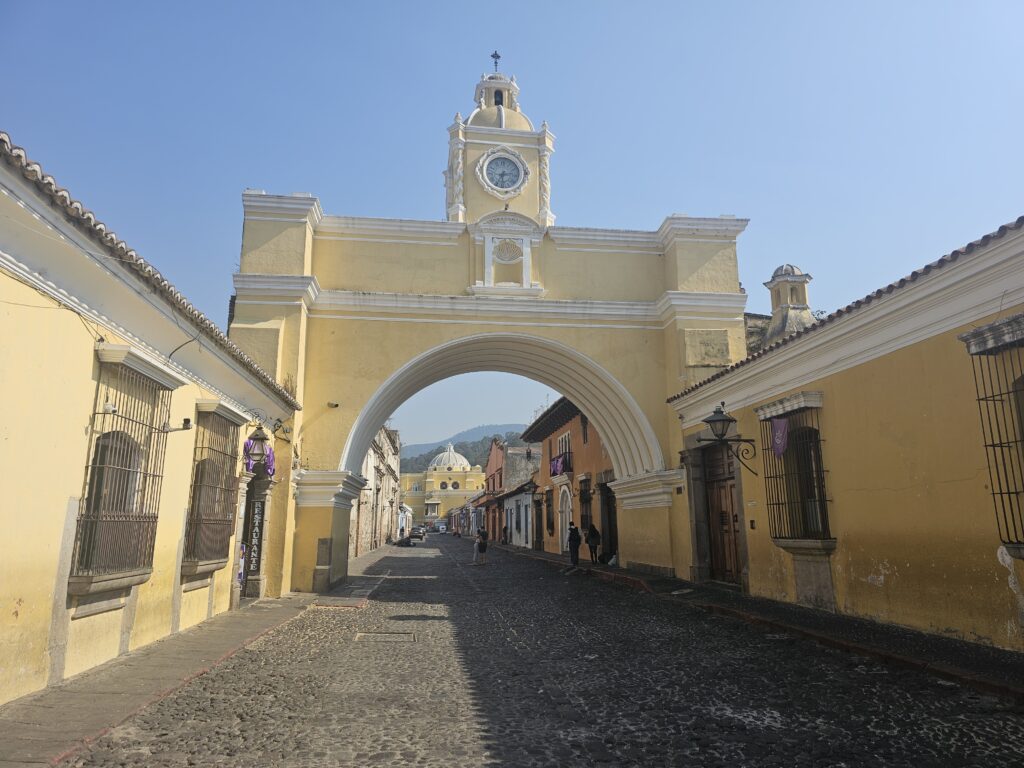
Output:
[[469, 211, 543, 243]]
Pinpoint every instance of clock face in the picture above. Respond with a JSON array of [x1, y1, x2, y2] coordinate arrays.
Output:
[[485, 156, 522, 189]]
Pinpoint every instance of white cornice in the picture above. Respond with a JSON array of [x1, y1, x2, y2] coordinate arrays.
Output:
[[96, 343, 189, 390], [753, 391, 823, 420], [609, 470, 685, 510], [195, 398, 251, 426], [233, 274, 320, 307], [463, 124, 542, 138], [294, 470, 367, 507], [243, 191, 323, 226], [302, 287, 745, 325], [672, 230, 1024, 427], [466, 285, 546, 298], [548, 226, 661, 251], [315, 216, 465, 241], [657, 215, 749, 247]]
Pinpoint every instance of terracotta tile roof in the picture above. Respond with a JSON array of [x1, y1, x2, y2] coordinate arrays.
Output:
[[520, 396, 580, 442], [668, 214, 1024, 404], [0, 131, 301, 412]]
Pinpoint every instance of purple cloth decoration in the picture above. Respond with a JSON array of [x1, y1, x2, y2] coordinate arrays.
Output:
[[771, 417, 789, 458], [244, 439, 276, 476], [550, 455, 564, 476]]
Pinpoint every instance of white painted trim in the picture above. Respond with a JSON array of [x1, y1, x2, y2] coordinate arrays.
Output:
[[958, 311, 1024, 354], [609, 470, 685, 510], [295, 286, 744, 324], [466, 284, 545, 298], [294, 470, 353, 507], [195, 398, 250, 426], [305, 312, 663, 331], [312, 234, 459, 247], [753, 391, 823, 420], [96, 343, 189, 390], [232, 274, 319, 307], [657, 215, 749, 246], [672, 229, 1024, 427], [316, 216, 465, 240], [242, 191, 323, 226]]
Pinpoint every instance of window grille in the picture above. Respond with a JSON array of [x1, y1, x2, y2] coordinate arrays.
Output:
[[182, 411, 240, 568], [545, 489, 554, 535], [72, 363, 171, 577], [963, 334, 1024, 548], [759, 408, 831, 540], [579, 478, 593, 531]]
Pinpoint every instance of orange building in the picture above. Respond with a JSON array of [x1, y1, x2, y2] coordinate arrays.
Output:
[[522, 398, 619, 559]]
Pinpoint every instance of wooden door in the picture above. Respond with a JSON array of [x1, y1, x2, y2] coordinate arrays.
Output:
[[704, 445, 741, 583]]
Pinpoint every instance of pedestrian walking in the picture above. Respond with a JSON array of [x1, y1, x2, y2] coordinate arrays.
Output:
[[472, 528, 480, 564], [586, 523, 601, 564], [476, 528, 488, 565], [502, 525, 509, 545], [567, 521, 582, 567]]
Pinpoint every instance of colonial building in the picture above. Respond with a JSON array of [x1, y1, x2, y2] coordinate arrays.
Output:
[[351, 427, 401, 557], [522, 398, 618, 561], [400, 444, 484, 526], [0, 133, 298, 706], [228, 64, 751, 590], [670, 217, 1024, 651], [475, 438, 540, 543]]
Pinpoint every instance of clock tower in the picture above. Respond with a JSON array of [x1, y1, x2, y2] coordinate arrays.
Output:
[[444, 68, 555, 227]]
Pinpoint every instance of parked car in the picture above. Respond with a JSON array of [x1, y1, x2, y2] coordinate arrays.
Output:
[[410, 527, 425, 540]]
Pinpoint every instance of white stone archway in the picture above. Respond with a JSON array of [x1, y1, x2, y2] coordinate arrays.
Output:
[[338, 333, 664, 482]]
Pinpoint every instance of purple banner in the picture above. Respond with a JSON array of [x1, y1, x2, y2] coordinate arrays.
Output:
[[771, 417, 789, 458]]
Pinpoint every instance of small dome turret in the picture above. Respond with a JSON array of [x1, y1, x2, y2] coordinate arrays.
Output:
[[466, 72, 535, 131]]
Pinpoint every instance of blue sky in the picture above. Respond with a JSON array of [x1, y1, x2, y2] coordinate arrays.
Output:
[[5, 2, 1023, 444]]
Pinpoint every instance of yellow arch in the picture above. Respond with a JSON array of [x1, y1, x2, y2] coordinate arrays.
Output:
[[339, 333, 665, 481]]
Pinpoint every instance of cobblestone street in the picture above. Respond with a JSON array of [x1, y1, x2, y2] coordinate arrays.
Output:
[[59, 537, 1024, 767]]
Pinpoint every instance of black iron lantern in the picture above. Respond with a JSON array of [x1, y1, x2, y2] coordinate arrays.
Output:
[[697, 402, 758, 475], [702, 403, 736, 441]]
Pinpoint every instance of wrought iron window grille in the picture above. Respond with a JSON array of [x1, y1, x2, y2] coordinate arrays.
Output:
[[759, 408, 832, 541], [182, 411, 241, 569], [960, 315, 1024, 552], [72, 363, 171, 578]]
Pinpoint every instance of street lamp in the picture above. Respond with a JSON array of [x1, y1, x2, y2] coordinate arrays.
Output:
[[696, 402, 758, 475], [241, 425, 274, 599]]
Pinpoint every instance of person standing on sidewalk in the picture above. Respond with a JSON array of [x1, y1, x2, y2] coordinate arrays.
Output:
[[476, 528, 488, 565], [586, 524, 601, 564], [567, 522, 582, 567]]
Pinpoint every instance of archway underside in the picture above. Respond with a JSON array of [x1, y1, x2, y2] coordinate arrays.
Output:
[[339, 333, 665, 482]]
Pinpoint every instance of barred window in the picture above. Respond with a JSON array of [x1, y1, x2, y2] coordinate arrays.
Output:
[[72, 363, 171, 579], [960, 314, 1024, 550], [545, 488, 554, 535], [759, 405, 831, 541], [579, 478, 593, 531], [182, 411, 241, 570]]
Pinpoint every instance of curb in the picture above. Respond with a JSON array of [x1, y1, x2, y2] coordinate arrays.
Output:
[[687, 602, 1024, 704], [48, 604, 306, 766]]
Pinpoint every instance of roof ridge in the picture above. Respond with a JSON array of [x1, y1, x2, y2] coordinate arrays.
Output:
[[668, 214, 1024, 403], [0, 131, 300, 413]]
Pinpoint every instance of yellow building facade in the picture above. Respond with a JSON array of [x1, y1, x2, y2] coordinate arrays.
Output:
[[230, 69, 751, 589], [671, 218, 1024, 650], [0, 133, 298, 706], [400, 444, 485, 526]]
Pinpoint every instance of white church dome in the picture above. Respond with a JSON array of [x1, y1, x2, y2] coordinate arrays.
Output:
[[428, 443, 471, 471]]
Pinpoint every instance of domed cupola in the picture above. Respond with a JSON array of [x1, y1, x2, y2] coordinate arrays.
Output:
[[427, 443, 471, 472], [466, 72, 534, 132]]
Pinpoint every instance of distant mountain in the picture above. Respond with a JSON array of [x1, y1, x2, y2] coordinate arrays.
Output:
[[399, 423, 527, 459]]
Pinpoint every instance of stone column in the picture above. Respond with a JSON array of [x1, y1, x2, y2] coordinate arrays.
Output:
[[242, 466, 274, 599]]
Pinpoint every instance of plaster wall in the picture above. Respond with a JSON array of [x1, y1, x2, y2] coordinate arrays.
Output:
[[682, 304, 1024, 650]]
